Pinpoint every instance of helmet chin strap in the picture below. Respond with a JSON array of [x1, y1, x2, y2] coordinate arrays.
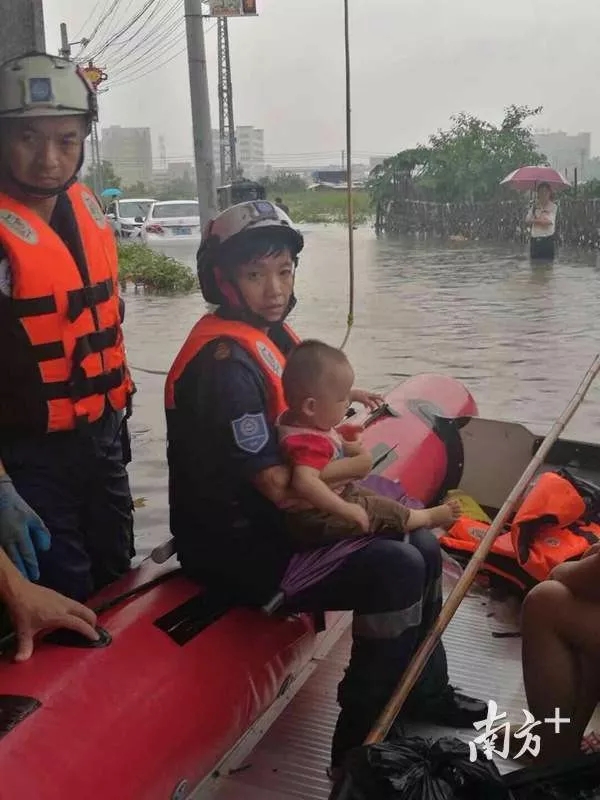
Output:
[[216, 266, 298, 329]]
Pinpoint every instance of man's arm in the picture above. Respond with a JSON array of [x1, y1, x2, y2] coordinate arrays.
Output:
[[0, 547, 98, 661]]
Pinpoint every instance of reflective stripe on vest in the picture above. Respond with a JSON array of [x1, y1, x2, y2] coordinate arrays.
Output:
[[0, 183, 133, 431], [165, 313, 300, 419]]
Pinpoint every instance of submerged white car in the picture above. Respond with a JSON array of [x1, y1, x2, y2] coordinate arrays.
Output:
[[106, 197, 155, 240], [140, 200, 201, 246]]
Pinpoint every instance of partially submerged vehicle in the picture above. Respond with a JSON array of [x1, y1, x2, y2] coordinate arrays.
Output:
[[1, 373, 600, 799]]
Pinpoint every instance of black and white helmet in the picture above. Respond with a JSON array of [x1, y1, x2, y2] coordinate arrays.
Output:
[[197, 200, 304, 305]]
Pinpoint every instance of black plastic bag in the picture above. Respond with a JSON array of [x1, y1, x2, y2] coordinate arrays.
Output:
[[557, 468, 600, 523], [337, 736, 511, 800], [505, 751, 600, 800]]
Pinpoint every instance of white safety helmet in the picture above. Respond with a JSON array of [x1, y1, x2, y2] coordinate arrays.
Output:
[[197, 200, 304, 306], [0, 52, 97, 122], [0, 53, 97, 198]]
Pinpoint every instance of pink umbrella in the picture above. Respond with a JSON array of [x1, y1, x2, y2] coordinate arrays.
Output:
[[500, 165, 571, 192]]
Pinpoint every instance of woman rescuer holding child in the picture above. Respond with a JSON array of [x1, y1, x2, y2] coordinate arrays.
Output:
[[277, 339, 461, 546], [165, 199, 486, 775]]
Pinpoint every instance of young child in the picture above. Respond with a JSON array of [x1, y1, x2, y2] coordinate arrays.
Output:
[[277, 339, 461, 547]]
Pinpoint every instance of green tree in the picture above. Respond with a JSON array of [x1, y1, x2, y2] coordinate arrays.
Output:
[[367, 148, 429, 207], [369, 105, 547, 205], [83, 160, 122, 192]]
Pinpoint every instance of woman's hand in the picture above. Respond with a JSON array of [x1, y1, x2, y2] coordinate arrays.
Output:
[[350, 388, 384, 411]]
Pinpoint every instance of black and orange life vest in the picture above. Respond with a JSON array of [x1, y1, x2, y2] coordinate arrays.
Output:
[[0, 183, 133, 433], [439, 470, 600, 594], [511, 470, 600, 582], [165, 313, 300, 420]]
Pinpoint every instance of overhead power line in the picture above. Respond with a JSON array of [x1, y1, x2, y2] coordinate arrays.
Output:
[[82, 0, 160, 63]]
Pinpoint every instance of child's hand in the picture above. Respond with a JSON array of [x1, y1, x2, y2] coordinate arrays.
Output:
[[344, 502, 370, 533], [342, 437, 365, 457], [336, 423, 363, 441]]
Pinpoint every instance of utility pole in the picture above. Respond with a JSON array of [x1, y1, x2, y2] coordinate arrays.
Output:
[[59, 23, 71, 58], [217, 17, 237, 184], [60, 22, 104, 197], [0, 0, 45, 63], [184, 0, 217, 225]]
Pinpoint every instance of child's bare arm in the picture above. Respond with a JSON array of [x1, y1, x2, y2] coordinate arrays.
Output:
[[291, 465, 369, 531], [320, 453, 372, 485]]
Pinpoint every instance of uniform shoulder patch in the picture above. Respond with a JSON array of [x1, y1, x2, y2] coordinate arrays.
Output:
[[231, 412, 269, 454], [0, 210, 38, 245]]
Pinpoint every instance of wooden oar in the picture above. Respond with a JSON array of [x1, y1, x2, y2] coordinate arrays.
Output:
[[331, 352, 600, 799]]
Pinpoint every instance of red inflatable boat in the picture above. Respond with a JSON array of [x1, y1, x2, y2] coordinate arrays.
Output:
[[0, 374, 477, 800]]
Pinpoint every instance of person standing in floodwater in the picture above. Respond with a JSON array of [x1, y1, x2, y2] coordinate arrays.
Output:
[[274, 196, 290, 215], [525, 182, 557, 260]]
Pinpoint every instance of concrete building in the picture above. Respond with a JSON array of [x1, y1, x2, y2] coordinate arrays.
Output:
[[152, 162, 196, 190], [236, 126, 264, 180], [100, 126, 153, 188], [534, 130, 591, 182], [212, 126, 264, 182], [0, 0, 45, 63]]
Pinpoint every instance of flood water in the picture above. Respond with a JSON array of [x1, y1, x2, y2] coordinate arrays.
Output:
[[122, 225, 600, 559]]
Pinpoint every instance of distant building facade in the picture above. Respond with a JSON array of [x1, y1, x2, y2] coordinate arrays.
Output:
[[212, 126, 264, 182], [534, 130, 591, 182], [101, 125, 153, 187]]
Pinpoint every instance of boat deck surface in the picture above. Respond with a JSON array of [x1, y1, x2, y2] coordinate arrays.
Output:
[[208, 580, 529, 800]]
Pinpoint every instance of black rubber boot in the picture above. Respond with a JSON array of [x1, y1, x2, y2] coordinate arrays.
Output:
[[406, 684, 488, 728]]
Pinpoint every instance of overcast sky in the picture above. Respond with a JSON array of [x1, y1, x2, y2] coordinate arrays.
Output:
[[42, 0, 600, 168]]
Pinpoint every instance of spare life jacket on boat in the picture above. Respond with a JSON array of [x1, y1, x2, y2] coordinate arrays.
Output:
[[0, 183, 133, 435], [511, 469, 600, 582], [439, 469, 600, 594]]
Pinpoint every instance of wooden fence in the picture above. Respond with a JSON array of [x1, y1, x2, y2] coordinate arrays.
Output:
[[378, 197, 600, 247]]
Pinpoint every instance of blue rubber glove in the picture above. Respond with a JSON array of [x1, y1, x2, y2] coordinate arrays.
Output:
[[0, 475, 51, 581]]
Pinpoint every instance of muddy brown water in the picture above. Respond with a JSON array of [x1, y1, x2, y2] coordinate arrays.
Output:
[[122, 225, 600, 559]]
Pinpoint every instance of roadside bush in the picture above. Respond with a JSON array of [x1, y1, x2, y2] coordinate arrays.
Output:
[[117, 243, 196, 293]]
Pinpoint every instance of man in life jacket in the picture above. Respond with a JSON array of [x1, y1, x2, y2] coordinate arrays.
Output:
[[0, 52, 134, 657], [165, 199, 486, 774]]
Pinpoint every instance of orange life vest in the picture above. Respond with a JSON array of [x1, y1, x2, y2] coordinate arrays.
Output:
[[0, 182, 133, 432], [164, 313, 300, 419], [439, 517, 536, 593], [439, 471, 600, 592], [511, 471, 599, 582]]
